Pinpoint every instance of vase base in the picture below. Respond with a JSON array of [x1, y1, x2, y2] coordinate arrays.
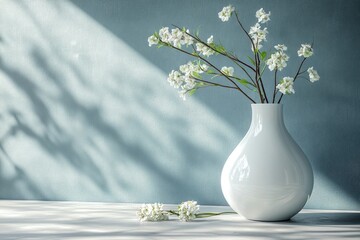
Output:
[[247, 218, 291, 222]]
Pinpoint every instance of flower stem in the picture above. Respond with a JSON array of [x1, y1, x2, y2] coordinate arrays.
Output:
[[164, 42, 255, 103], [234, 12, 264, 103], [175, 25, 258, 90], [277, 57, 307, 103], [256, 54, 269, 103], [174, 25, 256, 73], [272, 69, 278, 103], [192, 76, 239, 90], [195, 212, 236, 218], [167, 210, 179, 216], [231, 59, 257, 85]]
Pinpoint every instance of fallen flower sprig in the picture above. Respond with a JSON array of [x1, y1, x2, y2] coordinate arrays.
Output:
[[136, 200, 235, 222]]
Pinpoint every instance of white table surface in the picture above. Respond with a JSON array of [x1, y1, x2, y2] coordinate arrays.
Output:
[[0, 200, 359, 239]]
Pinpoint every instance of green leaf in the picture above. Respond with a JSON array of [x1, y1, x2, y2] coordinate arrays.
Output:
[[260, 51, 267, 60], [195, 28, 200, 38], [206, 69, 215, 74], [236, 79, 252, 86], [195, 82, 204, 87], [188, 88, 197, 96], [247, 56, 256, 66], [191, 51, 199, 57], [192, 71, 201, 79], [236, 79, 257, 92], [213, 44, 226, 54]]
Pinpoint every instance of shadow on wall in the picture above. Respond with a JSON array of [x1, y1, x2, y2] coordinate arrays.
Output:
[[0, 0, 235, 203], [0, 0, 358, 209]]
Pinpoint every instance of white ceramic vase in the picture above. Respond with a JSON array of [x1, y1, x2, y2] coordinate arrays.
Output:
[[221, 104, 313, 221]]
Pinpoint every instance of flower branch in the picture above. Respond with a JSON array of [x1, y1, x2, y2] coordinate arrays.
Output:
[[185, 43, 257, 102], [191, 76, 239, 90], [174, 25, 256, 73], [148, 4, 320, 103], [277, 57, 307, 103], [137, 201, 236, 222], [234, 11, 268, 102]]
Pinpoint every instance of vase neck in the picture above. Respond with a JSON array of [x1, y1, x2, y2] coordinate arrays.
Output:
[[251, 104, 284, 129]]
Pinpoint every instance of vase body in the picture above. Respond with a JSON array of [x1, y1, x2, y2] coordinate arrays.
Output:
[[221, 104, 313, 221]]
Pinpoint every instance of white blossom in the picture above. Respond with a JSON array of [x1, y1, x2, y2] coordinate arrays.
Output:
[[249, 23, 266, 41], [297, 44, 313, 58], [147, 35, 159, 47], [196, 41, 215, 57], [169, 28, 194, 48], [218, 5, 235, 22], [179, 61, 207, 76], [195, 35, 215, 56], [276, 77, 295, 95], [178, 77, 196, 101], [274, 44, 287, 52], [157, 27, 194, 48], [266, 46, 289, 71], [137, 203, 169, 222], [167, 70, 184, 89], [307, 67, 320, 82], [159, 27, 171, 43], [177, 75, 197, 101], [221, 66, 234, 76], [183, 76, 196, 89], [183, 29, 194, 46], [251, 43, 263, 51], [179, 63, 191, 75], [175, 61, 208, 100], [170, 28, 184, 47], [200, 64, 208, 72], [249, 23, 268, 50], [255, 8, 271, 23], [178, 201, 200, 222]]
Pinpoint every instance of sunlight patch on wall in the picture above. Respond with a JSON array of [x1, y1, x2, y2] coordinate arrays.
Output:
[[306, 173, 360, 210]]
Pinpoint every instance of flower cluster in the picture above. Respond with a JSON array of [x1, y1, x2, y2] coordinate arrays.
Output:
[[148, 4, 321, 103], [221, 66, 234, 76], [148, 27, 194, 48], [266, 44, 290, 71], [307, 67, 320, 82], [256, 8, 271, 24], [276, 77, 295, 95], [248, 8, 270, 50], [137, 201, 202, 222], [218, 5, 235, 22], [178, 201, 200, 222], [298, 44, 313, 58], [167, 61, 208, 100], [147, 35, 159, 47], [136, 203, 169, 222], [249, 23, 268, 50], [196, 35, 215, 57]]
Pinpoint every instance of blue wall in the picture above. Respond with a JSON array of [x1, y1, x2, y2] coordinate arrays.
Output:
[[0, 0, 359, 210]]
